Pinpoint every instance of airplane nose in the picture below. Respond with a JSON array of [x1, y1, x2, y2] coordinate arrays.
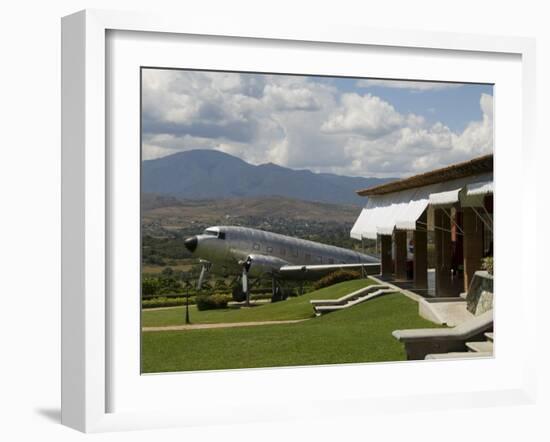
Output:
[[184, 236, 198, 253]]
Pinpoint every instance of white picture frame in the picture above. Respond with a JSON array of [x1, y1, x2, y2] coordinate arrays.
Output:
[[61, 9, 537, 433]]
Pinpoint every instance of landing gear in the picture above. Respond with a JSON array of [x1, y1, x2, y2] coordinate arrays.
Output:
[[231, 269, 290, 304], [231, 275, 261, 304], [241, 257, 254, 306], [270, 277, 288, 303], [231, 285, 247, 302], [196, 260, 211, 290]]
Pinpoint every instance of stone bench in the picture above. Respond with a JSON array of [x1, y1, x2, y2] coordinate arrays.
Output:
[[392, 309, 493, 360], [425, 352, 492, 360]]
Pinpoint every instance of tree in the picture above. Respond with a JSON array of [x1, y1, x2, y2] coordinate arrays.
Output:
[[161, 266, 174, 277], [142, 277, 161, 296]]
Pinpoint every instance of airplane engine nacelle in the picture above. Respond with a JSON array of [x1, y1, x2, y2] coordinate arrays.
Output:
[[244, 254, 289, 278]]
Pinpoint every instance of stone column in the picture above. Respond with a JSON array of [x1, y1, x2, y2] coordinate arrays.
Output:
[[434, 208, 452, 296], [463, 207, 484, 292], [380, 234, 393, 277], [394, 230, 408, 280], [413, 211, 428, 289]]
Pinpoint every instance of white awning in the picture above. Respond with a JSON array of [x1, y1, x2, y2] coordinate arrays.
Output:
[[460, 180, 494, 207], [394, 196, 433, 231], [351, 173, 493, 240], [428, 188, 461, 207], [350, 208, 374, 240], [351, 186, 434, 240]]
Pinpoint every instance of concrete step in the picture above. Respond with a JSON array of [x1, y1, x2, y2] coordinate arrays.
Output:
[[484, 332, 494, 342], [314, 288, 393, 314], [425, 352, 493, 360], [466, 341, 493, 353], [310, 285, 390, 307]]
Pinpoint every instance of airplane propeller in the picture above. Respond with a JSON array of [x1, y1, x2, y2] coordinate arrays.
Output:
[[241, 267, 248, 303], [238, 256, 253, 305]]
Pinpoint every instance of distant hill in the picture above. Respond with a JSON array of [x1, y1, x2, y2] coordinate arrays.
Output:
[[142, 149, 393, 206], [142, 194, 361, 224], [141, 195, 365, 246]]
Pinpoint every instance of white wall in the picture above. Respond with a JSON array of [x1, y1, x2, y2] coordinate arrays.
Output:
[[0, 1, 548, 440]]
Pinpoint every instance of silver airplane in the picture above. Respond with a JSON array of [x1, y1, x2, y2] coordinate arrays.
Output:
[[183, 225, 380, 303]]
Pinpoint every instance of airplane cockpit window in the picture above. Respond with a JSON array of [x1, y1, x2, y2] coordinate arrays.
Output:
[[204, 228, 225, 239]]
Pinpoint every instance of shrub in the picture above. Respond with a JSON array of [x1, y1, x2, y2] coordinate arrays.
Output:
[[195, 293, 231, 311], [214, 279, 228, 290], [481, 257, 494, 275], [143, 254, 166, 266], [142, 277, 162, 296], [161, 266, 174, 276], [312, 270, 361, 290], [141, 275, 183, 296], [142, 296, 195, 309]]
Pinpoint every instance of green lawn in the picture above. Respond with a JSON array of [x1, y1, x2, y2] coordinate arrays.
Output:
[[141, 292, 441, 373], [142, 278, 375, 327]]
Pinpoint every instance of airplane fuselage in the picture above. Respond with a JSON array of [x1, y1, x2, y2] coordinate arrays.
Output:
[[184, 225, 378, 278]]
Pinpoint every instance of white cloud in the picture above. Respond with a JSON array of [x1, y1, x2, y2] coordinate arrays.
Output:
[[142, 69, 263, 143], [451, 93, 493, 157], [141, 69, 339, 168], [321, 93, 421, 138], [263, 84, 320, 111], [141, 69, 492, 178], [357, 79, 464, 91], [318, 92, 493, 177], [396, 122, 454, 153]]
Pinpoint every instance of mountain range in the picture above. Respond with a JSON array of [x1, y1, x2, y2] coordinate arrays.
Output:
[[142, 149, 394, 206]]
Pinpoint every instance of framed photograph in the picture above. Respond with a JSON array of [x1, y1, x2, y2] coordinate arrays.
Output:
[[61, 9, 537, 433]]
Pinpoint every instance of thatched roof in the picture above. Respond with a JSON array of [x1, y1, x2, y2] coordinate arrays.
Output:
[[357, 154, 493, 196]]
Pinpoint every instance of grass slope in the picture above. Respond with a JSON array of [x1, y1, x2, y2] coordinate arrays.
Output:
[[141, 292, 441, 373], [142, 278, 375, 327]]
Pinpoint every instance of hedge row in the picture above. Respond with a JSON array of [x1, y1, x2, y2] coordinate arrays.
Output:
[[142, 296, 196, 309], [142, 292, 277, 309], [311, 270, 361, 290], [142, 290, 229, 300]]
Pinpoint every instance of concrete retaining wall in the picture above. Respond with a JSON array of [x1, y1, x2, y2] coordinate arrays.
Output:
[[466, 271, 493, 315]]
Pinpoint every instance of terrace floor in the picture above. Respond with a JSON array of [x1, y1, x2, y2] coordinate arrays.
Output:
[[375, 269, 464, 298], [370, 271, 473, 326]]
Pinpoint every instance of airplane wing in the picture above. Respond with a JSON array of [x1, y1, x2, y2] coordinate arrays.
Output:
[[278, 262, 381, 280]]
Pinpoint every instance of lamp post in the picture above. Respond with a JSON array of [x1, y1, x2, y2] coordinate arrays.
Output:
[[185, 289, 190, 325], [181, 272, 191, 325]]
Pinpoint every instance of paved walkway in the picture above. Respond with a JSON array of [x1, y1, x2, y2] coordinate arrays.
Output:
[[142, 319, 308, 332], [143, 299, 271, 312], [143, 305, 186, 312]]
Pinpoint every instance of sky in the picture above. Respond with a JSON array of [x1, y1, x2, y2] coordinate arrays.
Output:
[[141, 68, 493, 178]]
